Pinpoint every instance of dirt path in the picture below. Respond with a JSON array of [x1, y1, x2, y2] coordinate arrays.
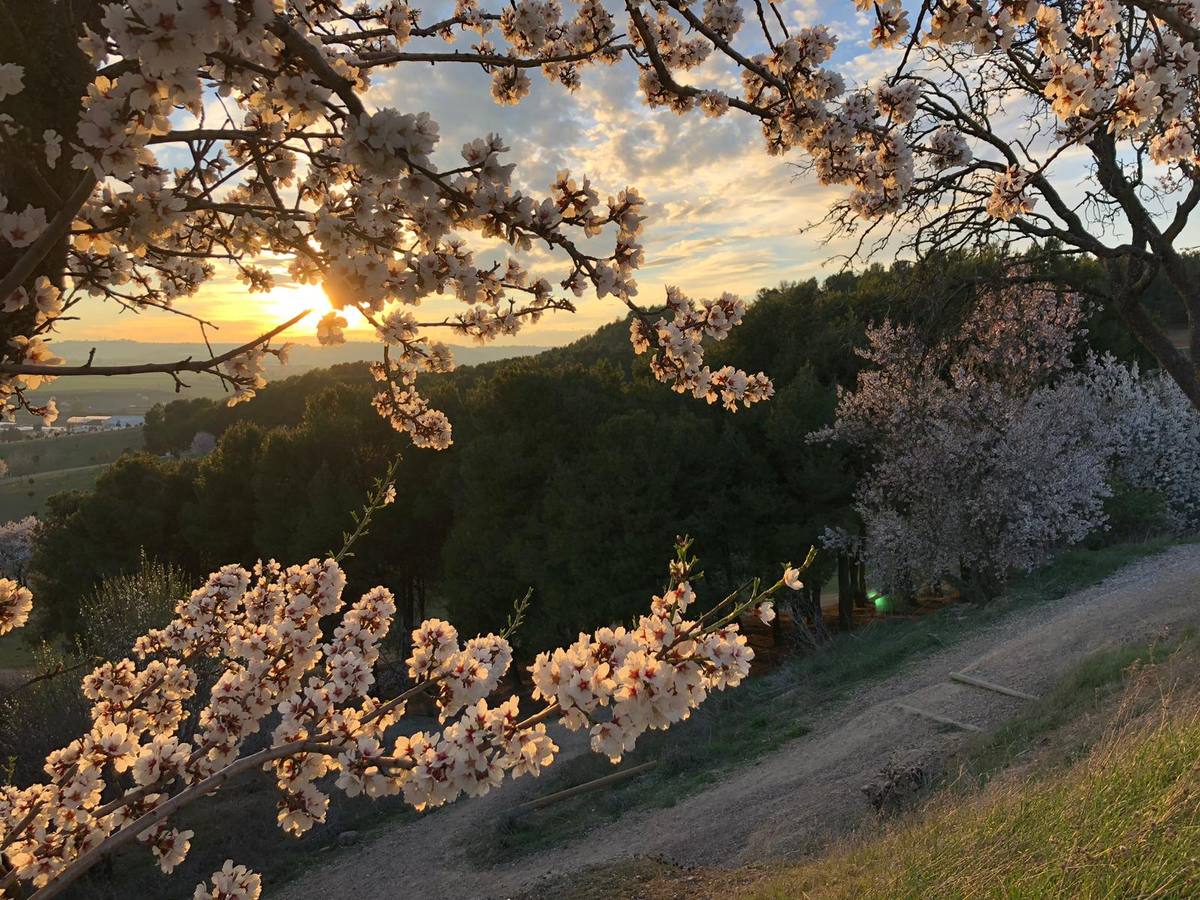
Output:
[[279, 544, 1200, 900]]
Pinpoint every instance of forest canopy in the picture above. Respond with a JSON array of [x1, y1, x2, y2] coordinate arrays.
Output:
[[28, 252, 1161, 647]]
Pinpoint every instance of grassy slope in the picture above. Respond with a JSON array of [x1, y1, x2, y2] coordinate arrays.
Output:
[[465, 539, 1181, 864], [0, 428, 143, 476], [544, 636, 1200, 900], [749, 640, 1200, 899], [0, 465, 108, 519], [0, 429, 144, 519]]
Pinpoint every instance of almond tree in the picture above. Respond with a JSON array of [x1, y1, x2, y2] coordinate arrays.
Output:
[[815, 282, 1117, 600], [1089, 355, 1200, 529], [607, 0, 1200, 408], [0, 515, 36, 581], [833, 0, 1200, 408]]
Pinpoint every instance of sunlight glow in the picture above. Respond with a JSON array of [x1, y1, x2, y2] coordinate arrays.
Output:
[[262, 282, 334, 326]]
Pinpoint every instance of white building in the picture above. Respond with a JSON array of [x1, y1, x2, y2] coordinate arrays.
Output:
[[64, 415, 144, 432]]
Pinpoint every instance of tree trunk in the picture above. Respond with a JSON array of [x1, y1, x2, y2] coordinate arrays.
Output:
[[853, 561, 869, 609], [0, 2, 99, 334], [1089, 138, 1200, 412], [837, 554, 853, 630], [1114, 290, 1200, 411], [813, 582, 831, 644]]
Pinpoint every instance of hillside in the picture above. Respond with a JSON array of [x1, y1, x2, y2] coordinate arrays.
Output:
[[0, 430, 145, 519], [0, 429, 143, 477], [274, 542, 1200, 900], [46, 339, 548, 371]]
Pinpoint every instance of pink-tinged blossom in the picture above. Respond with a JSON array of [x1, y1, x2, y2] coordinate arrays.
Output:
[[0, 577, 32, 635], [0, 536, 797, 894], [815, 282, 1115, 597]]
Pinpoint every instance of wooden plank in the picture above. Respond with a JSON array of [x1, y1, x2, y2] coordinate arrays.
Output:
[[512, 761, 658, 814], [950, 671, 1040, 702], [895, 702, 982, 732]]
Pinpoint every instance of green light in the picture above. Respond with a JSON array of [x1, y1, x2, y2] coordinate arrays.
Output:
[[870, 591, 890, 612]]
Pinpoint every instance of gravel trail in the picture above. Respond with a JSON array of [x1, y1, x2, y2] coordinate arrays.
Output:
[[278, 544, 1200, 899]]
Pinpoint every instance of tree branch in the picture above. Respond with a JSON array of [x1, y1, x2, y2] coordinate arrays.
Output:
[[0, 310, 309, 379]]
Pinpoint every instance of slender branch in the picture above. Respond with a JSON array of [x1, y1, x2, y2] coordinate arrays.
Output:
[[0, 656, 101, 705], [0, 310, 309, 378], [29, 738, 336, 900]]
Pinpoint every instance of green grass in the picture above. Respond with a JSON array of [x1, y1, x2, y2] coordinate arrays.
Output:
[[961, 633, 1195, 780], [749, 650, 1200, 899], [0, 428, 143, 477], [0, 429, 146, 519], [790, 537, 1182, 699], [0, 464, 109, 519], [463, 538, 1183, 864]]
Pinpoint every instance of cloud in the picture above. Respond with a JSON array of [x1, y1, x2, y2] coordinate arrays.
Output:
[[61, 1, 955, 348]]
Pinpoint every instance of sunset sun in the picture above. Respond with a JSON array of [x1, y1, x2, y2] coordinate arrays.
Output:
[[262, 282, 334, 329]]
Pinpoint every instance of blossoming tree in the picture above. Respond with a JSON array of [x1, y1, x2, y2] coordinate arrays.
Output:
[[1088, 355, 1200, 530], [815, 282, 1119, 600], [0, 0, 775, 435], [0, 2, 804, 894], [0, 515, 36, 581], [607, 0, 1200, 408], [884, 3, 1200, 406]]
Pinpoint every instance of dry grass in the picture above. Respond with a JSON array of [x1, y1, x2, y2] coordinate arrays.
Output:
[[533, 640, 1200, 900], [750, 644, 1200, 899]]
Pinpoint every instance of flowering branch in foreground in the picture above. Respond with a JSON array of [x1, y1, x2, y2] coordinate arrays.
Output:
[[0, 1, 772, 436], [0, 504, 813, 897]]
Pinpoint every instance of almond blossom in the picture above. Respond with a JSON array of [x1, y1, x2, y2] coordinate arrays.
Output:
[[0, 464, 813, 896], [0, 0, 769, 436], [0, 578, 32, 636]]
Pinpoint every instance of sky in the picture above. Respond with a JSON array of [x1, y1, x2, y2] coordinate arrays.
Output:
[[58, 1, 1197, 349], [60, 0, 899, 347]]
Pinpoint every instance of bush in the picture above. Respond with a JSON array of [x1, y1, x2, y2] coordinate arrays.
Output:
[[1094, 480, 1169, 546], [78, 553, 188, 658], [0, 556, 184, 784]]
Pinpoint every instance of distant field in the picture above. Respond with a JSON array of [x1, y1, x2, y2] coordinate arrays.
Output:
[[0, 429, 143, 477], [0, 465, 109, 519], [22, 376, 228, 418]]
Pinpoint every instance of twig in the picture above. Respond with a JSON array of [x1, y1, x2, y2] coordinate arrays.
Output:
[[894, 702, 982, 732], [949, 671, 1039, 702], [0, 656, 100, 704]]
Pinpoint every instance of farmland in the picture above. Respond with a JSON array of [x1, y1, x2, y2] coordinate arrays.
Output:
[[0, 429, 144, 519]]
